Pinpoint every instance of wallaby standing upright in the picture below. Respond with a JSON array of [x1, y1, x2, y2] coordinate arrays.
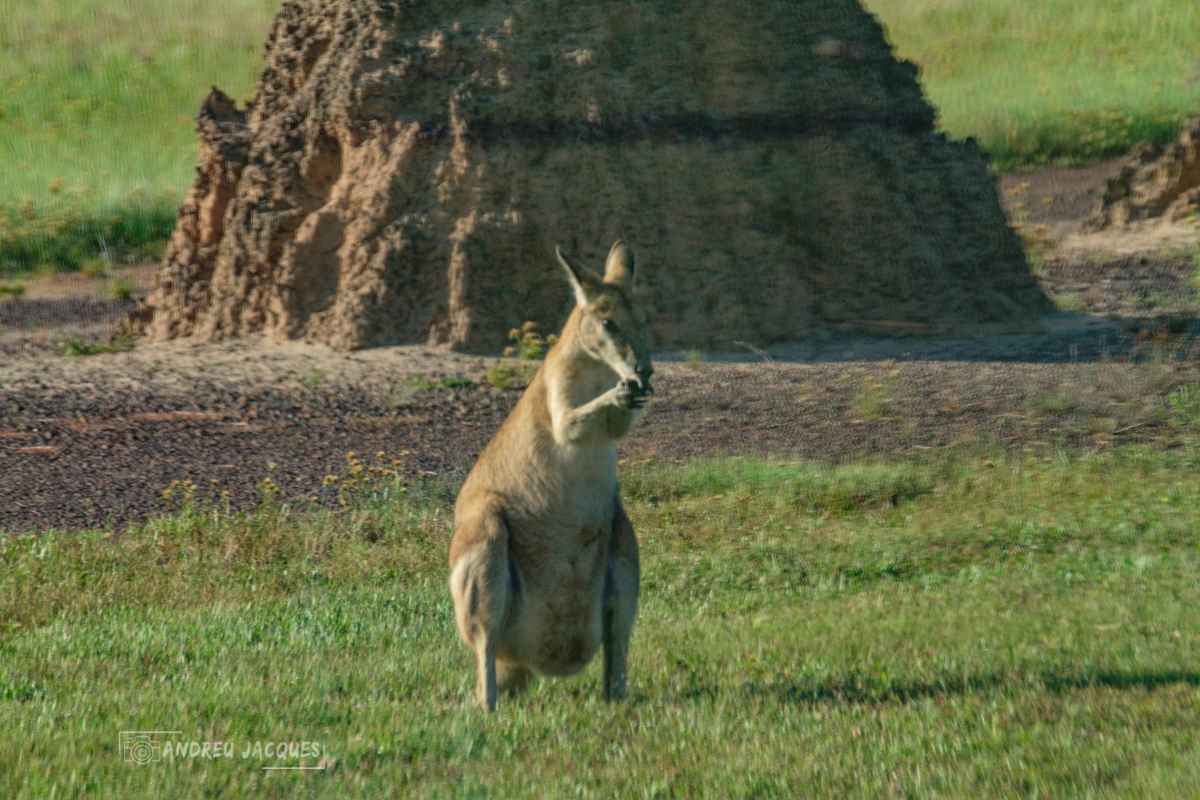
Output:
[[449, 240, 654, 711]]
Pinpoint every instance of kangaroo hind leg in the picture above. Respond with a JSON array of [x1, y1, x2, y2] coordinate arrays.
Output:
[[449, 503, 512, 711], [602, 500, 640, 701]]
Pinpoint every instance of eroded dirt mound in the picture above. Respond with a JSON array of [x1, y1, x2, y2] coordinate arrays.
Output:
[[129, 0, 1049, 353], [1087, 115, 1200, 229]]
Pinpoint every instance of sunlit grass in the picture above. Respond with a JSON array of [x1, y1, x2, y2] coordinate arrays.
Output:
[[4, 445, 1200, 796], [864, 0, 1200, 170], [0, 0, 282, 273], [0, 0, 280, 209]]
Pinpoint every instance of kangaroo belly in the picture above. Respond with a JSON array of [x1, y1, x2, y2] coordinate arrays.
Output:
[[503, 523, 611, 676]]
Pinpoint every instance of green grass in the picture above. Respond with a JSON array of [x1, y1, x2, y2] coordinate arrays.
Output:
[[485, 361, 539, 389], [438, 373, 473, 389], [5, 445, 1200, 796], [298, 366, 328, 390], [0, 0, 282, 274], [55, 331, 138, 358], [1168, 384, 1200, 427], [0, 281, 26, 300], [864, 0, 1200, 170]]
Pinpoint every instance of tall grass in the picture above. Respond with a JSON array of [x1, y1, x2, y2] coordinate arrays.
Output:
[[864, 0, 1200, 170], [0, 0, 281, 273]]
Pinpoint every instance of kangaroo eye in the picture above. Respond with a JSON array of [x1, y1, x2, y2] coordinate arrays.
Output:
[[601, 318, 618, 332]]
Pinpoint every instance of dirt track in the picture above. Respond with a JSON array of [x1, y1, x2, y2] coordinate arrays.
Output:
[[2, 324, 1198, 532]]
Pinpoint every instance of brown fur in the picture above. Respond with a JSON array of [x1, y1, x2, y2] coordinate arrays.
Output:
[[449, 241, 653, 710]]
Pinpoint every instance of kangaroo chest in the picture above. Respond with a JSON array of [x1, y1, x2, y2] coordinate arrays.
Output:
[[507, 441, 617, 579]]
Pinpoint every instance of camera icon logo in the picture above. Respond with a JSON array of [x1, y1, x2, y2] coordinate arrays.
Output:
[[119, 731, 176, 765]]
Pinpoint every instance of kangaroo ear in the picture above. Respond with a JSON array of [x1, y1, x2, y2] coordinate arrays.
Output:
[[556, 245, 603, 307], [603, 240, 635, 289]]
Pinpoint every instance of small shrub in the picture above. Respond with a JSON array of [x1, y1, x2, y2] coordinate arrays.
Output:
[[1035, 390, 1077, 416], [1137, 292, 1172, 310], [438, 373, 472, 389], [486, 363, 518, 389], [299, 366, 327, 389], [504, 321, 557, 361], [0, 282, 26, 301], [490, 321, 554, 389], [80, 258, 110, 278], [134, 239, 168, 261], [684, 349, 705, 369], [104, 278, 136, 301], [486, 362, 538, 389], [852, 376, 893, 420], [56, 332, 137, 358], [319, 450, 439, 509]]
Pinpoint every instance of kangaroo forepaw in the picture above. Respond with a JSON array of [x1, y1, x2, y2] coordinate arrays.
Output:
[[616, 378, 653, 410], [615, 389, 648, 410]]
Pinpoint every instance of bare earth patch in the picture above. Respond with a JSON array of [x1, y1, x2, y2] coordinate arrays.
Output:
[[997, 162, 1200, 318], [2, 331, 1198, 531]]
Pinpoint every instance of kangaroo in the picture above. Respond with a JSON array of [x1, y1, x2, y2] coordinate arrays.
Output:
[[449, 240, 653, 711]]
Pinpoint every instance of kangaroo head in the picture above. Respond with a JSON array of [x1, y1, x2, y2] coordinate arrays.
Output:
[[555, 241, 654, 388]]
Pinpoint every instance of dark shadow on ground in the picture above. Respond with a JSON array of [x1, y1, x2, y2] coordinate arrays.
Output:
[[685, 667, 1200, 707], [654, 313, 1200, 364], [0, 297, 137, 330]]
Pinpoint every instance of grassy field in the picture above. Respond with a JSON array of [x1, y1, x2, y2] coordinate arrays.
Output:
[[0, 0, 280, 275], [864, 0, 1200, 171], [4, 445, 1200, 797]]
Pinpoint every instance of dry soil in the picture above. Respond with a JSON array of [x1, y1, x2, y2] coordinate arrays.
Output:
[[2, 163, 1199, 532]]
